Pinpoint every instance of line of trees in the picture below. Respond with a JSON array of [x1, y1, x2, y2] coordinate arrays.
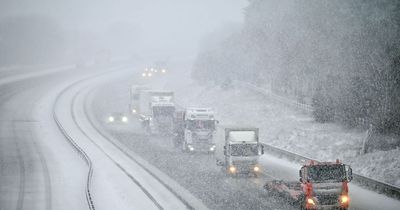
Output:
[[192, 0, 400, 134]]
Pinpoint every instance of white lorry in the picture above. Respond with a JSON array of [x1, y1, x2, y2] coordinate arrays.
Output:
[[180, 107, 217, 152], [129, 85, 149, 115], [138, 90, 175, 134], [215, 126, 264, 176]]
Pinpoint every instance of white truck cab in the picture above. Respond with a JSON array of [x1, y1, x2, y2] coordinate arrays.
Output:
[[216, 126, 264, 176], [182, 107, 217, 152]]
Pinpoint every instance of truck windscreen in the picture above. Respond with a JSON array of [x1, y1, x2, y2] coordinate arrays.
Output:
[[230, 144, 259, 156], [153, 106, 175, 117], [187, 120, 215, 130], [307, 165, 345, 183]]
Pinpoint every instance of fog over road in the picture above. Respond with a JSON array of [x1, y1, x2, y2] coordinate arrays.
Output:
[[1, 1, 400, 210]]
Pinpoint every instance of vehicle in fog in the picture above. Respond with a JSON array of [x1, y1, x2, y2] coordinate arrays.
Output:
[[107, 112, 130, 124], [141, 68, 154, 78], [177, 107, 217, 152], [153, 60, 168, 74], [264, 160, 353, 210], [137, 90, 175, 134], [215, 126, 264, 176], [129, 85, 149, 114]]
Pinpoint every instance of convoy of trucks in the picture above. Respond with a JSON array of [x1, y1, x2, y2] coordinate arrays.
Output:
[[215, 126, 264, 176], [122, 70, 354, 209]]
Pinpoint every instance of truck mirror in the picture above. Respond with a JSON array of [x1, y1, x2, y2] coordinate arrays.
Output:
[[261, 145, 265, 155], [223, 146, 228, 156], [299, 170, 302, 178], [345, 165, 353, 182], [216, 160, 225, 166], [299, 178, 303, 182]]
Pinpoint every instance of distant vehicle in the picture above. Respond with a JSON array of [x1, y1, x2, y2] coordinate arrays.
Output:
[[215, 126, 264, 176], [107, 112, 130, 124], [264, 160, 353, 210], [136, 90, 175, 135], [129, 85, 149, 114], [141, 64, 167, 78], [178, 107, 217, 153], [141, 68, 153, 78], [153, 60, 168, 74]]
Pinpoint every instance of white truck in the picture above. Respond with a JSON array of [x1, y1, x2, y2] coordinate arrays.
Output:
[[215, 126, 264, 176], [180, 107, 217, 152], [138, 90, 175, 134], [129, 85, 149, 115]]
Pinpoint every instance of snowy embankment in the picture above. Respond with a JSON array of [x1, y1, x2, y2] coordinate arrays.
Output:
[[164, 62, 400, 188]]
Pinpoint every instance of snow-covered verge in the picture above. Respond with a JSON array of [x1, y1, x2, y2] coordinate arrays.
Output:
[[162, 61, 400, 188]]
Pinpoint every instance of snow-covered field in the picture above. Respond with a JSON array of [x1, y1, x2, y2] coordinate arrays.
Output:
[[161, 60, 400, 188]]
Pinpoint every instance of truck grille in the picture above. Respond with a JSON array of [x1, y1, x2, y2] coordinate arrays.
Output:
[[317, 194, 339, 205]]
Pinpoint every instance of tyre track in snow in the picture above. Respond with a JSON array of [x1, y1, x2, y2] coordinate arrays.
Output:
[[11, 123, 53, 210], [13, 125, 25, 210], [0, 80, 53, 210], [0, 89, 26, 210]]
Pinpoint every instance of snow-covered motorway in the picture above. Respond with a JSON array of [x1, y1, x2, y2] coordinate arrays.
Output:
[[0, 65, 92, 210], [87, 62, 400, 210], [0, 63, 207, 210], [1, 62, 400, 210]]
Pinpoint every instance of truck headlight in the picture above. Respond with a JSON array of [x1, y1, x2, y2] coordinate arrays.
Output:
[[122, 116, 128, 122], [108, 116, 114, 122], [229, 166, 236, 173], [132, 109, 137, 113], [209, 145, 216, 151], [340, 195, 349, 204], [188, 145, 194, 151], [307, 198, 315, 206], [253, 166, 260, 172], [148, 73, 152, 77], [161, 69, 166, 73], [142, 72, 146, 77]]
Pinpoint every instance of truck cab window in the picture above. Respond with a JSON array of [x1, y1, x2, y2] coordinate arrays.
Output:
[[230, 144, 259, 156], [187, 120, 215, 130]]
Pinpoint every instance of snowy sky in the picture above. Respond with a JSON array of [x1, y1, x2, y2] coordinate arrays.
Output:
[[0, 0, 248, 55]]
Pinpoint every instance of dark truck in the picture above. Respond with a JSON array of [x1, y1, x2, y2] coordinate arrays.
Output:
[[264, 160, 353, 210]]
